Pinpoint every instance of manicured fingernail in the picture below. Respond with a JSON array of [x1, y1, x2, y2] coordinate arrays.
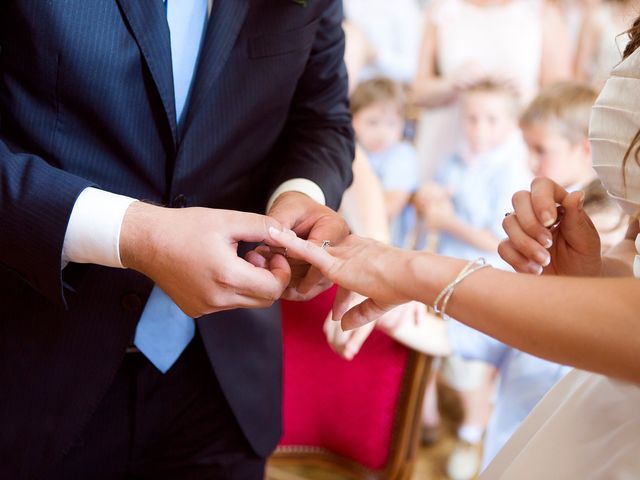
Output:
[[527, 262, 544, 275], [538, 234, 553, 249], [534, 251, 551, 267], [578, 191, 585, 211], [541, 211, 555, 227], [268, 226, 281, 237]]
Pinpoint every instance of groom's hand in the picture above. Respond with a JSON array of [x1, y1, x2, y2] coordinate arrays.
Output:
[[119, 202, 291, 318], [265, 191, 349, 301]]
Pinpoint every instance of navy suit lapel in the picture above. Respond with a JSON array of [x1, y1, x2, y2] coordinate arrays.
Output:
[[116, 0, 178, 146], [180, 0, 250, 138]]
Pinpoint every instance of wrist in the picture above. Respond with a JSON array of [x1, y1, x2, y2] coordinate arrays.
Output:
[[407, 252, 466, 306], [119, 201, 162, 273]]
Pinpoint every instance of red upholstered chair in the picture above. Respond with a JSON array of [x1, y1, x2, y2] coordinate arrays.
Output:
[[268, 287, 432, 480]]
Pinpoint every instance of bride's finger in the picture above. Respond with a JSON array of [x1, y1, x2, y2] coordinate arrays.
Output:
[[268, 227, 334, 273], [332, 287, 354, 322], [341, 298, 397, 331]]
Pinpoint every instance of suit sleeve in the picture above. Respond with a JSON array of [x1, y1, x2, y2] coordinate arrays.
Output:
[[267, 0, 355, 211], [0, 140, 95, 307]]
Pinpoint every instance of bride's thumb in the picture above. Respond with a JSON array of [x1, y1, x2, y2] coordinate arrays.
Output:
[[560, 191, 600, 248], [341, 298, 396, 331]]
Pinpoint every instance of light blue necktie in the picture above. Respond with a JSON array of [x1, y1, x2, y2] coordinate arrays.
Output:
[[134, 0, 208, 373]]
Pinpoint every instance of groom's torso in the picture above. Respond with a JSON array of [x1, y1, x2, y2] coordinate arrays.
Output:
[[0, 1, 329, 476]]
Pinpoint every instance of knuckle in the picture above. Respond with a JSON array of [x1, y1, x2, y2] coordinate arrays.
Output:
[[512, 190, 529, 206], [497, 239, 509, 257], [204, 292, 223, 310], [214, 270, 233, 288], [531, 176, 546, 188], [502, 215, 512, 231], [517, 216, 536, 232]]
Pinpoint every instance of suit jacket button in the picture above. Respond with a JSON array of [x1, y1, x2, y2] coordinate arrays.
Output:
[[121, 293, 143, 314], [173, 194, 187, 208]]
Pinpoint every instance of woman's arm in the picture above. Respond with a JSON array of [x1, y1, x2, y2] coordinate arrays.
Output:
[[539, 0, 573, 86], [343, 21, 376, 95], [409, 253, 640, 384], [384, 190, 412, 219], [411, 11, 486, 108], [573, 8, 601, 82], [269, 220, 640, 384], [339, 147, 391, 243]]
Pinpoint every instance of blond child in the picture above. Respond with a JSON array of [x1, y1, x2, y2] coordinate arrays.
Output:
[[520, 81, 626, 249], [350, 77, 419, 247]]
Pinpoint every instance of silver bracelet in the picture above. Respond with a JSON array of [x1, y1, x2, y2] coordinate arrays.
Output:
[[433, 258, 491, 318]]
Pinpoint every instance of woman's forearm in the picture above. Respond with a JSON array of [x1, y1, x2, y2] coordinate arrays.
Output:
[[411, 77, 459, 108], [442, 217, 500, 252], [407, 253, 640, 383], [340, 149, 391, 243]]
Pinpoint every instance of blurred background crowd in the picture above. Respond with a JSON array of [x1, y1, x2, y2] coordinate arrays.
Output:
[[268, 1, 636, 479]]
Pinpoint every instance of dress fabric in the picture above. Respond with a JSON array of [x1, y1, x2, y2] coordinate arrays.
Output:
[[481, 43, 640, 480], [415, 0, 542, 180]]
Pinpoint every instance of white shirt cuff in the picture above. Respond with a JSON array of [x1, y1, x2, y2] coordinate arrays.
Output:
[[62, 187, 137, 269], [267, 178, 326, 212]]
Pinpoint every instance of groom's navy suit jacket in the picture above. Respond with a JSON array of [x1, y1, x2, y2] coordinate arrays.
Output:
[[0, 0, 353, 476]]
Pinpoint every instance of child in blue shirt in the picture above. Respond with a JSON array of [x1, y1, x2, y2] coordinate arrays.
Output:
[[414, 79, 531, 478], [350, 77, 419, 247]]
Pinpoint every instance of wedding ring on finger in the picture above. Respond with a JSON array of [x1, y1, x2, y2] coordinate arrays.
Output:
[[547, 205, 566, 233]]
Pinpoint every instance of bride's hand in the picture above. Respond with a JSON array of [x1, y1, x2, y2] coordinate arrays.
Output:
[[323, 293, 376, 361], [498, 177, 602, 276], [268, 228, 414, 329]]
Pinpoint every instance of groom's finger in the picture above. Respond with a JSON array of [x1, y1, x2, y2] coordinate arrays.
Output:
[[231, 255, 290, 301], [280, 277, 333, 301], [296, 265, 325, 295]]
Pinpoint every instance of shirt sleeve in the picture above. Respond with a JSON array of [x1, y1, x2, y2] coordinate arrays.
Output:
[[487, 163, 532, 237], [447, 318, 509, 367], [266, 178, 327, 212], [380, 143, 419, 192], [62, 187, 137, 268]]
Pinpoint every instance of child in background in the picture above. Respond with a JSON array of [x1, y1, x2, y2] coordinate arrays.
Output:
[[350, 77, 419, 247], [415, 79, 531, 480], [520, 81, 626, 249]]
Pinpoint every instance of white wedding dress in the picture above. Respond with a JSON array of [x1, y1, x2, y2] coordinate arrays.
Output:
[[481, 40, 640, 480]]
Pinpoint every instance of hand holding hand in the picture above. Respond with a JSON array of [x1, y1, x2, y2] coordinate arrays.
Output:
[[323, 292, 376, 360], [120, 202, 291, 318], [261, 191, 350, 301], [498, 177, 602, 276], [268, 229, 414, 330]]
